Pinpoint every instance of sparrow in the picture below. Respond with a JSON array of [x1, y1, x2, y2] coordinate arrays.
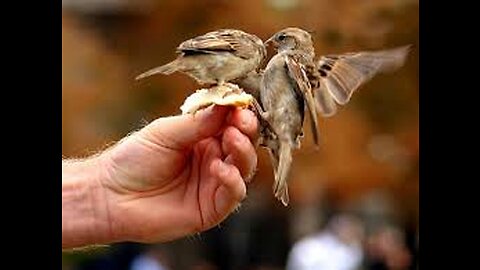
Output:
[[135, 29, 267, 86], [258, 28, 320, 206], [260, 27, 410, 206], [266, 27, 411, 123]]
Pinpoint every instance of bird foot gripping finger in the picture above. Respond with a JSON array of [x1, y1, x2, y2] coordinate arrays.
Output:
[[250, 98, 275, 129], [248, 98, 277, 147]]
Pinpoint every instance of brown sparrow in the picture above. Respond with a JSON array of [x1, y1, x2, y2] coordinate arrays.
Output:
[[135, 29, 267, 86], [258, 28, 321, 206], [260, 27, 409, 206]]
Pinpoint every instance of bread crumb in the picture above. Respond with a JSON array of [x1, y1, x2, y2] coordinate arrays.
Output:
[[180, 83, 254, 114]]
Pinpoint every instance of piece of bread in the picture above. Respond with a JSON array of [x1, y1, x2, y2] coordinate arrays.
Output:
[[180, 83, 254, 114]]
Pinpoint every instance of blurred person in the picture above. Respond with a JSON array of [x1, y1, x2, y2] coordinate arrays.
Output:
[[363, 225, 412, 270], [131, 255, 168, 270], [286, 213, 365, 270], [130, 246, 171, 270], [63, 105, 259, 249]]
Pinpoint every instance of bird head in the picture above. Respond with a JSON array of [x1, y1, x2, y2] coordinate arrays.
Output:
[[265, 27, 314, 53]]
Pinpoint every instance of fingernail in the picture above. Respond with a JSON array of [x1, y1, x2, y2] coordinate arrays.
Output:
[[203, 105, 226, 119], [202, 105, 217, 118]]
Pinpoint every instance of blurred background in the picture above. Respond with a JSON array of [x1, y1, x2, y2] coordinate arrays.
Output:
[[62, 0, 418, 269]]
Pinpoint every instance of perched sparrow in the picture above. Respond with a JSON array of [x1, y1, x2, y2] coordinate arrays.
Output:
[[258, 29, 321, 206], [135, 29, 267, 86], [310, 46, 410, 117]]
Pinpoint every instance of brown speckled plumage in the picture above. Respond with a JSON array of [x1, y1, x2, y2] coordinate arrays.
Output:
[[260, 28, 320, 206], [136, 29, 267, 85]]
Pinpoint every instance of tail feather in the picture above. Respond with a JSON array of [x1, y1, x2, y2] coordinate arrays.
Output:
[[135, 60, 180, 80], [273, 141, 292, 206]]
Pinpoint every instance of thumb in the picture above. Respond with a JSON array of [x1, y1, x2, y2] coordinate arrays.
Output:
[[139, 105, 231, 150]]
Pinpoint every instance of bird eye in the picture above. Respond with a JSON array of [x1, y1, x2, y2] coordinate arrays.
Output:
[[278, 34, 286, 41]]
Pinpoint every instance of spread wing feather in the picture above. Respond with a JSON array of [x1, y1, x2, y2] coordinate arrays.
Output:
[[314, 45, 410, 110]]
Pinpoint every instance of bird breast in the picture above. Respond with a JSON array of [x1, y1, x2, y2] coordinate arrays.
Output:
[[261, 54, 304, 143]]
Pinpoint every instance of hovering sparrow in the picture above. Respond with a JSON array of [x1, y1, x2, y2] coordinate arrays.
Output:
[[135, 29, 267, 86], [258, 28, 320, 206], [260, 27, 410, 206]]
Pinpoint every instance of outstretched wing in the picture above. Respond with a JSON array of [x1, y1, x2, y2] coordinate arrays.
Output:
[[314, 83, 338, 117], [177, 29, 260, 59], [285, 55, 320, 146], [315, 45, 410, 109]]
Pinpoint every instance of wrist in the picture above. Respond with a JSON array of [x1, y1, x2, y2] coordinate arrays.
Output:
[[62, 156, 113, 249]]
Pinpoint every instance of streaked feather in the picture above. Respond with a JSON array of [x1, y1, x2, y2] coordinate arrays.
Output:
[[315, 45, 410, 106], [178, 29, 263, 59], [285, 55, 320, 146]]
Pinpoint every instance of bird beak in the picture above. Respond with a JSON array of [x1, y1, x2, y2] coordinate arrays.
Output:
[[264, 36, 276, 46]]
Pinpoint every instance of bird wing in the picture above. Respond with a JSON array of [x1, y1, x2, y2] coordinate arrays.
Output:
[[315, 45, 410, 107], [314, 82, 338, 117], [285, 55, 320, 146], [177, 29, 259, 59]]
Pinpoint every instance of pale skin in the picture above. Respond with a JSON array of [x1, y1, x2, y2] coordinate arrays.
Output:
[[62, 106, 259, 249]]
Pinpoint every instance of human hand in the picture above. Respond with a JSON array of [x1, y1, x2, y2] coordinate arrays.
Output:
[[94, 105, 258, 244]]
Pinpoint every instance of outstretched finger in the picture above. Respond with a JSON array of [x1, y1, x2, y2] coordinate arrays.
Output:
[[140, 105, 231, 150]]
